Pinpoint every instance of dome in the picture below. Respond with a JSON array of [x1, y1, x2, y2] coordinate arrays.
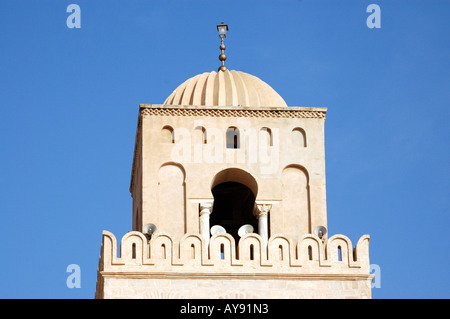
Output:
[[163, 70, 287, 107]]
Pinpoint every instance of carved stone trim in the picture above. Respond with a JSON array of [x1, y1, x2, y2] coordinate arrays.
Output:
[[140, 105, 326, 119]]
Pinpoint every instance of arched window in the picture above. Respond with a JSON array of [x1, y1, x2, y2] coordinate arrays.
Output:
[[194, 126, 207, 144], [226, 127, 240, 149], [279, 245, 284, 261], [131, 243, 136, 259], [220, 244, 225, 260], [161, 125, 175, 143], [250, 244, 255, 260], [292, 127, 307, 147], [259, 127, 273, 147], [190, 244, 196, 259]]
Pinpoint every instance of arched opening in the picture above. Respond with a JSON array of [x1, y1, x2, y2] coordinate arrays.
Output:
[[226, 127, 240, 149], [161, 244, 167, 259], [210, 168, 258, 243], [292, 127, 306, 147], [132, 243, 136, 259], [161, 125, 175, 143], [194, 126, 207, 144], [220, 243, 225, 260], [190, 243, 195, 259], [260, 127, 273, 147]]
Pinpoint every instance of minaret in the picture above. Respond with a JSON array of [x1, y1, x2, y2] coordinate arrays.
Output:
[[95, 23, 373, 299]]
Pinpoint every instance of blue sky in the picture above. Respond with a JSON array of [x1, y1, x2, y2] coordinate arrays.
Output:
[[0, 0, 448, 299]]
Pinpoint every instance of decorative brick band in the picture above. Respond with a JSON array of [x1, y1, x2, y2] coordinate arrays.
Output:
[[140, 106, 326, 119]]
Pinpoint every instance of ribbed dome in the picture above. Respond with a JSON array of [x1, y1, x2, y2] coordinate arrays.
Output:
[[163, 70, 287, 107]]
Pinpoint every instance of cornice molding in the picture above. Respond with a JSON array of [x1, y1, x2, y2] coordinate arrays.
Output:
[[139, 104, 327, 119]]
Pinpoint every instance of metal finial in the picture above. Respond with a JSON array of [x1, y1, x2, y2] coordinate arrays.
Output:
[[217, 22, 229, 72]]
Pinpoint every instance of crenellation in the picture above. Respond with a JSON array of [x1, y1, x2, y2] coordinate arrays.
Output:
[[98, 230, 371, 276], [267, 235, 292, 267]]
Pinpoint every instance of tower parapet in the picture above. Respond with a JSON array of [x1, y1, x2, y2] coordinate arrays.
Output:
[[96, 230, 373, 299]]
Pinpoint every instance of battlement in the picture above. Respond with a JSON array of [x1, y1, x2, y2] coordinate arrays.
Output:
[[98, 230, 369, 274], [96, 231, 372, 298]]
